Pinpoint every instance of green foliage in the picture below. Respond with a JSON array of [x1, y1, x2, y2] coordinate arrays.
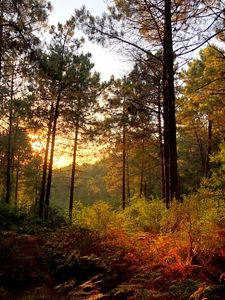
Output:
[[209, 141, 225, 192], [162, 188, 225, 255], [178, 45, 225, 192], [72, 200, 114, 233], [71, 197, 167, 234], [169, 279, 200, 299], [52, 161, 115, 208], [123, 196, 167, 233], [68, 190, 225, 273], [0, 128, 42, 205], [0, 202, 68, 234], [0, 202, 27, 231], [70, 190, 225, 248]]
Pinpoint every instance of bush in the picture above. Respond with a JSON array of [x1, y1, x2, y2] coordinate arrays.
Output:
[[0, 202, 27, 230], [72, 197, 167, 234], [0, 202, 69, 234], [122, 196, 167, 233], [161, 188, 225, 259], [209, 141, 225, 192], [72, 200, 114, 233]]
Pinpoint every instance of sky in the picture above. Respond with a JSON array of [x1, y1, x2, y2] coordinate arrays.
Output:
[[48, 0, 131, 81]]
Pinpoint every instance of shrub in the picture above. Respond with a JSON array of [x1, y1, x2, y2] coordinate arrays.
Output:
[[72, 200, 114, 233], [209, 141, 225, 192], [0, 202, 27, 230], [122, 196, 167, 233], [0, 202, 69, 234], [161, 188, 225, 261]]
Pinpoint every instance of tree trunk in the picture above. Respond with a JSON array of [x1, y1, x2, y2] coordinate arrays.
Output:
[[5, 67, 14, 204], [14, 154, 20, 207], [157, 94, 165, 200], [205, 118, 212, 178], [126, 150, 131, 204], [122, 122, 126, 210], [193, 123, 206, 177], [144, 180, 147, 199], [34, 180, 39, 210], [39, 102, 54, 219], [163, 0, 179, 207], [0, 0, 3, 83], [44, 90, 61, 219], [69, 119, 79, 220], [139, 139, 145, 198]]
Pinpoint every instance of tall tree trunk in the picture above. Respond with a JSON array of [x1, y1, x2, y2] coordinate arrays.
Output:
[[14, 154, 20, 207], [0, 0, 3, 84], [69, 119, 79, 220], [157, 94, 165, 199], [139, 139, 145, 198], [5, 67, 14, 204], [193, 123, 206, 177], [205, 118, 212, 178], [44, 90, 61, 219], [126, 150, 131, 204], [144, 180, 147, 199], [163, 0, 179, 208], [34, 180, 39, 210], [122, 122, 126, 210], [39, 102, 54, 219]]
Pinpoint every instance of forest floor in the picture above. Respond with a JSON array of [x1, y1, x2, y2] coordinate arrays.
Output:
[[0, 226, 225, 300]]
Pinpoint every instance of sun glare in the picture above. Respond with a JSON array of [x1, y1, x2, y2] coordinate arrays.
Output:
[[53, 155, 72, 169], [29, 132, 103, 169], [29, 132, 72, 169]]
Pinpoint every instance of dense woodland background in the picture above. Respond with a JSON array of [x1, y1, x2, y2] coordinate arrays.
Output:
[[1, 1, 225, 299]]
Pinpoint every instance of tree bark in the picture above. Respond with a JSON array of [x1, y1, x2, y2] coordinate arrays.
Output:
[[144, 180, 147, 199], [157, 94, 165, 200], [0, 0, 3, 83], [5, 67, 14, 204], [193, 123, 206, 177], [126, 150, 131, 204], [44, 89, 61, 219], [205, 118, 212, 178], [14, 154, 20, 207], [163, 0, 179, 208], [69, 118, 79, 220], [122, 122, 126, 210], [39, 102, 54, 219], [139, 139, 145, 198]]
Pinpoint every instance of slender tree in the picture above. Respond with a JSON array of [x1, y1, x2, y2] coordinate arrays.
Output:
[[101, 77, 138, 209], [62, 54, 101, 220], [38, 20, 84, 218]]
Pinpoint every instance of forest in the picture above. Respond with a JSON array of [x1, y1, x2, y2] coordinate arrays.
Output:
[[0, 0, 225, 299]]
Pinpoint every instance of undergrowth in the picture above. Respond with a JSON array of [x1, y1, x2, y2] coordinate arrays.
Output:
[[0, 187, 224, 297], [0, 202, 68, 234], [71, 188, 225, 280]]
